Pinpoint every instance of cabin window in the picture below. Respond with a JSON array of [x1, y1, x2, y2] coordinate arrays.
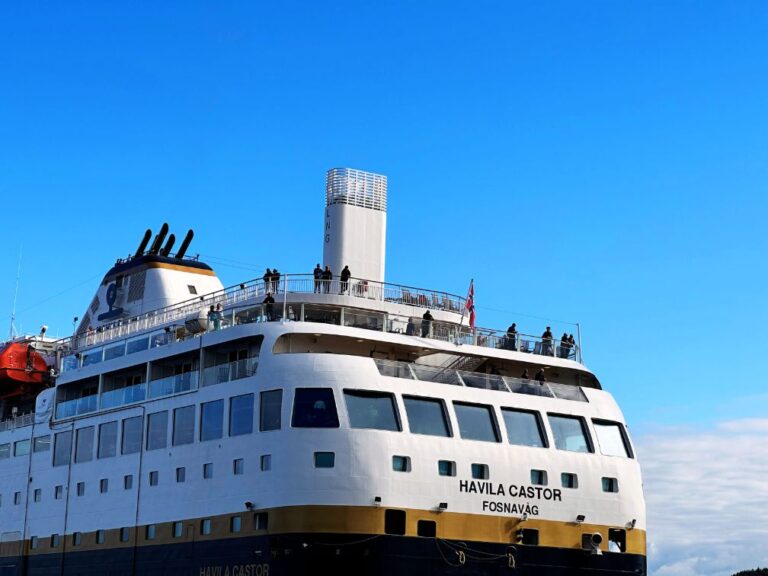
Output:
[[100, 479, 108, 493], [602, 477, 619, 493], [203, 463, 213, 479], [14, 491, 21, 505], [14, 439, 30, 457], [608, 528, 626, 552], [173, 522, 183, 538], [124, 475, 133, 490], [260, 454, 272, 471], [176, 467, 186, 483], [530, 469, 548, 486], [51, 534, 60, 548], [34, 488, 41, 502], [561, 473, 579, 489], [233, 458, 244, 475], [147, 411, 169, 450], [54, 485, 63, 499], [76, 482, 85, 497], [438, 460, 456, 477], [120, 528, 130, 542], [72, 532, 82, 546], [471, 463, 489, 480], [229, 394, 254, 436], [149, 471, 159, 486], [126, 336, 149, 355], [98, 421, 118, 459], [453, 402, 500, 442], [173, 405, 195, 446], [53, 431, 72, 466], [33, 435, 51, 453], [121, 416, 143, 455], [146, 525, 156, 540], [344, 390, 400, 431], [30, 536, 38, 549], [230, 516, 242, 533], [74, 426, 94, 463], [96, 530, 105, 544], [392, 455, 411, 472], [188, 285, 198, 295], [403, 396, 451, 437], [200, 400, 224, 441], [384, 510, 406, 535], [291, 388, 339, 428], [254, 512, 268, 530], [0, 443, 9, 459], [314, 452, 335, 468], [548, 414, 593, 453], [200, 519, 212, 536], [501, 408, 547, 448], [417, 520, 436, 537], [592, 420, 633, 458], [260, 390, 282, 431]]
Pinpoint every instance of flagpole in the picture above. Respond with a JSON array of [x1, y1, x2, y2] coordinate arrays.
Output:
[[456, 278, 472, 346]]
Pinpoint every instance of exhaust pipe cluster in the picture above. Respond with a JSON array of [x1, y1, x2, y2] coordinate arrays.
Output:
[[132, 224, 194, 260]]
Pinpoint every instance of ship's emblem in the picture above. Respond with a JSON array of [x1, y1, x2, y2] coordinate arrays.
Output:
[[97, 282, 125, 321]]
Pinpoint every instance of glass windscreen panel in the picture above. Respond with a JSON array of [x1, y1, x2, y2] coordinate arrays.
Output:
[[343, 390, 400, 431], [548, 414, 592, 453], [291, 388, 339, 428], [593, 420, 632, 458], [453, 402, 499, 442], [403, 396, 451, 437], [501, 408, 546, 447]]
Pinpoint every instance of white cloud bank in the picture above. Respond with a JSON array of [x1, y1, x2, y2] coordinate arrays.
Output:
[[637, 419, 768, 576]]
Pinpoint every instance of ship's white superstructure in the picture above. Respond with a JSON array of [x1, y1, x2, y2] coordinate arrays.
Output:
[[0, 169, 646, 576]]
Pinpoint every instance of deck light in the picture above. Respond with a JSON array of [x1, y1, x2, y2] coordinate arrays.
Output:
[[373, 496, 381, 506], [576, 514, 586, 524], [244, 501, 255, 511], [627, 519, 636, 529], [438, 502, 448, 512]]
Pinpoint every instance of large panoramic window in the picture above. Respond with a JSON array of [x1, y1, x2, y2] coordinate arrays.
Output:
[[146, 411, 168, 451], [453, 402, 500, 442], [501, 408, 547, 448], [121, 416, 143, 455], [229, 394, 254, 436], [344, 390, 400, 431], [592, 420, 633, 458], [200, 400, 224, 441], [260, 390, 282, 431], [173, 405, 195, 446], [548, 414, 592, 453], [291, 388, 339, 428], [97, 421, 118, 459], [53, 431, 73, 467], [403, 396, 451, 437], [75, 427, 94, 463]]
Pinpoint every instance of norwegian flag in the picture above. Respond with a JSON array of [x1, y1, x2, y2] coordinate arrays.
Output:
[[465, 279, 475, 333]]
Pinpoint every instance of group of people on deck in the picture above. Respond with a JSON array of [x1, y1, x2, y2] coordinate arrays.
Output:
[[505, 323, 576, 358], [312, 264, 352, 294]]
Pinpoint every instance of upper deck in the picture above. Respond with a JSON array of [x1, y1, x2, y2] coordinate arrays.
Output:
[[57, 273, 582, 371]]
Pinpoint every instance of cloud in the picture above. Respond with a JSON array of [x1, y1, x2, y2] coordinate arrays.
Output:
[[637, 419, 768, 576]]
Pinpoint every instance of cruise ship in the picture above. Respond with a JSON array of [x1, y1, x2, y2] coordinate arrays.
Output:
[[0, 168, 646, 575]]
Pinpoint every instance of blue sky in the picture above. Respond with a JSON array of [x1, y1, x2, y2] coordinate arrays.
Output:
[[1, 3, 767, 572]]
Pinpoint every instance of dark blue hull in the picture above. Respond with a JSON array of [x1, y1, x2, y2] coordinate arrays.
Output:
[[1, 533, 646, 576]]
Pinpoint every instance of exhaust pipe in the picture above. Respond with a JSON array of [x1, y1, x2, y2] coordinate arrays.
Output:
[[160, 233, 176, 257], [134, 229, 152, 257], [148, 222, 169, 255], [175, 229, 194, 260]]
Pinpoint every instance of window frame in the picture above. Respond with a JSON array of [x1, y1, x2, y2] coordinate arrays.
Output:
[[402, 395, 452, 438], [452, 401, 501, 443], [500, 407, 548, 448], [343, 389, 402, 432], [547, 413, 594, 453]]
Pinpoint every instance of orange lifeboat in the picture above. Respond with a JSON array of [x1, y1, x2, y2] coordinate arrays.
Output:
[[0, 342, 49, 400]]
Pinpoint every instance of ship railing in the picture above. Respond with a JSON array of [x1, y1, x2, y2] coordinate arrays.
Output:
[[201, 357, 258, 387], [372, 359, 588, 402], [100, 382, 147, 410], [55, 394, 98, 420], [57, 274, 466, 353], [148, 371, 199, 399], [60, 300, 580, 374], [0, 412, 35, 432]]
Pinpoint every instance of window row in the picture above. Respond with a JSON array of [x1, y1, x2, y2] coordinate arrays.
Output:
[[0, 435, 50, 460]]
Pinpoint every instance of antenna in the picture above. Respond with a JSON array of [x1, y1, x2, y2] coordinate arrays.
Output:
[[9, 246, 21, 340]]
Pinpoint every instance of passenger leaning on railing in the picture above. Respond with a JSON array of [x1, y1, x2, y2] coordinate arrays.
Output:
[[505, 323, 518, 351], [340, 265, 351, 294], [541, 326, 554, 356]]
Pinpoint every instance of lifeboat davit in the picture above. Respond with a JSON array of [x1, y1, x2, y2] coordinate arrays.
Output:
[[0, 342, 49, 400]]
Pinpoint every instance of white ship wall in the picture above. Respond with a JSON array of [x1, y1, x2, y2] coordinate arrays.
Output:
[[323, 203, 386, 283]]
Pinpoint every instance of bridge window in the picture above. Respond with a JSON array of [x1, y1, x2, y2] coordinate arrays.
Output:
[[501, 408, 546, 448], [292, 388, 339, 428], [121, 416, 143, 455], [229, 393, 254, 436], [173, 405, 195, 446], [403, 396, 451, 437], [453, 402, 500, 442], [547, 414, 592, 453], [592, 420, 633, 458], [344, 390, 400, 431], [146, 411, 169, 450], [200, 400, 224, 441], [98, 421, 117, 459], [260, 390, 282, 431]]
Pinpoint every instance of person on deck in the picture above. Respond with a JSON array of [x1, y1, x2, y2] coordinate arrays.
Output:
[[340, 265, 351, 294], [421, 310, 434, 338], [541, 326, 553, 356], [534, 368, 546, 385], [321, 266, 332, 294], [506, 323, 518, 351], [313, 264, 323, 293], [262, 268, 272, 293], [272, 269, 281, 293], [263, 293, 276, 322], [560, 332, 570, 358]]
